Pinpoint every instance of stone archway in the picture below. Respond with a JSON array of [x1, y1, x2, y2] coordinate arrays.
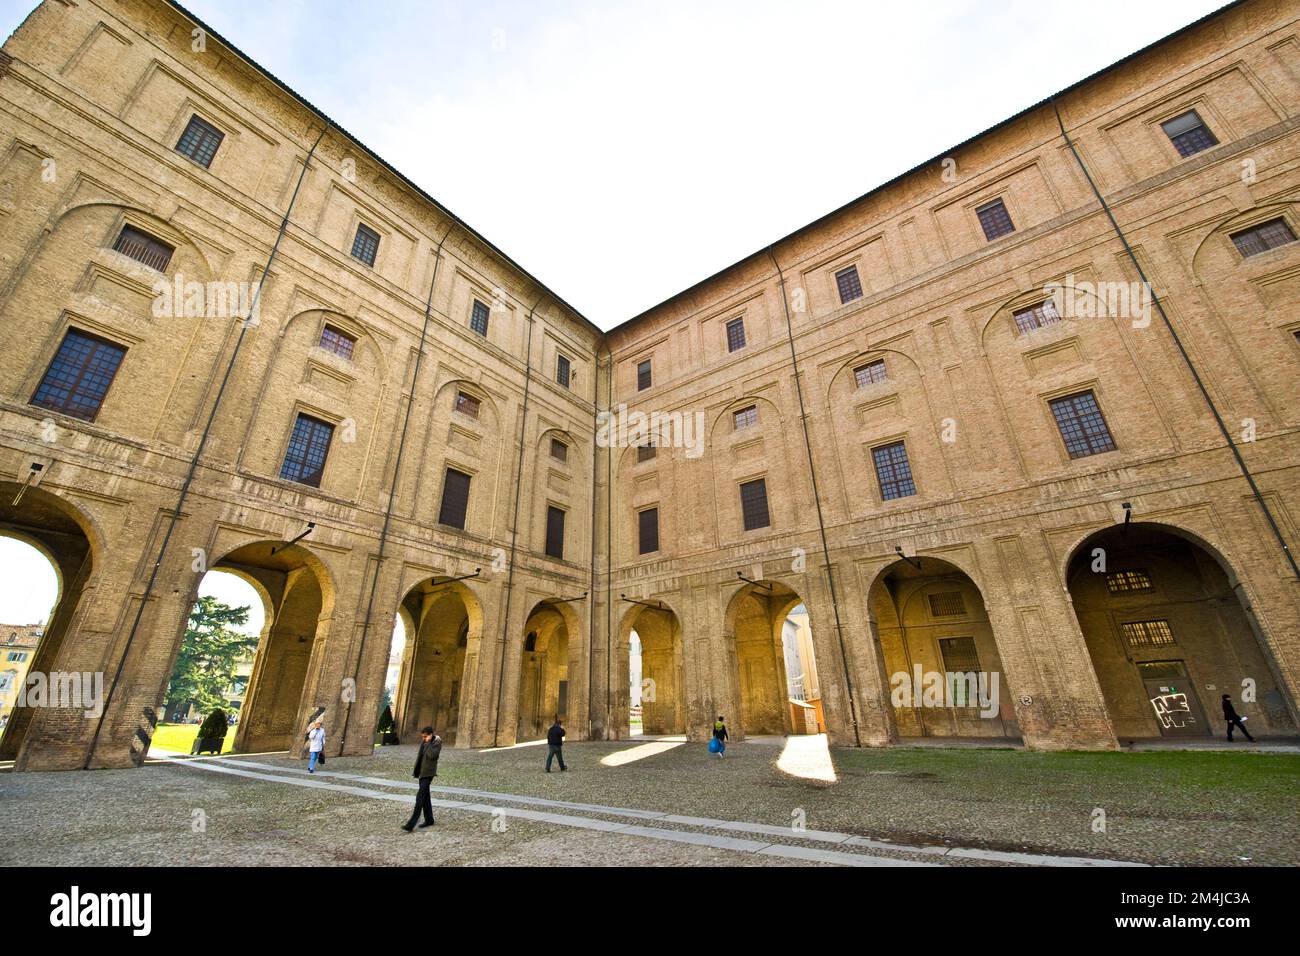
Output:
[[723, 580, 811, 738], [517, 599, 575, 743], [393, 577, 482, 745], [1066, 522, 1296, 740], [618, 599, 685, 737]]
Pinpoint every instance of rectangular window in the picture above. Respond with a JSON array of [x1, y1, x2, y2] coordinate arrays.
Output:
[[1106, 569, 1153, 593], [1230, 218, 1297, 258], [550, 438, 568, 462], [1161, 110, 1218, 158], [351, 223, 380, 267], [31, 329, 127, 422], [976, 198, 1015, 241], [318, 325, 355, 360], [638, 507, 660, 554], [545, 506, 566, 559], [726, 317, 746, 352], [733, 405, 758, 430], [872, 441, 917, 501], [637, 359, 652, 391], [1013, 299, 1061, 335], [853, 359, 887, 387], [835, 265, 864, 304], [175, 114, 224, 168], [113, 225, 174, 272], [637, 441, 656, 463], [438, 468, 472, 530], [279, 414, 334, 488], [454, 392, 480, 419], [1049, 391, 1116, 459], [739, 478, 770, 531], [1121, 619, 1175, 647], [928, 591, 966, 617], [556, 353, 571, 388], [470, 299, 490, 336], [939, 637, 982, 706]]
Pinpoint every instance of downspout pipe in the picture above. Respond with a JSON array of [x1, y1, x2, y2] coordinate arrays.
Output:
[[493, 293, 547, 746], [588, 344, 609, 739], [1052, 101, 1299, 580], [339, 222, 456, 748], [767, 246, 863, 747], [85, 121, 332, 768]]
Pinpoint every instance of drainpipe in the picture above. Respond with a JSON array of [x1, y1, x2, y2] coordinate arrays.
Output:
[[339, 222, 456, 749], [83, 121, 331, 769], [492, 293, 547, 746], [588, 344, 610, 739], [1052, 101, 1299, 581], [767, 247, 863, 747]]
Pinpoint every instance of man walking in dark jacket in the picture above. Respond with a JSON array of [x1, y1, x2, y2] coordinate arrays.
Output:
[[1222, 695, 1254, 742], [402, 727, 441, 832], [545, 717, 567, 772]]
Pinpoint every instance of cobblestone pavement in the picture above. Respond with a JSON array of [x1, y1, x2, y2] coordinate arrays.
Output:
[[0, 736, 1294, 866]]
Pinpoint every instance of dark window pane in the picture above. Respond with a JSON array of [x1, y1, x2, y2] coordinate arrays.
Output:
[[470, 299, 490, 336], [556, 354, 571, 388], [637, 441, 656, 463], [976, 198, 1015, 241], [726, 318, 746, 352], [1161, 111, 1217, 158], [739, 478, 770, 531], [853, 359, 887, 387], [835, 266, 863, 304], [31, 329, 127, 421], [929, 591, 966, 617], [550, 438, 568, 462], [319, 325, 355, 360], [351, 224, 380, 266], [939, 636, 980, 673], [175, 115, 224, 168], [637, 359, 652, 391], [1049, 391, 1117, 458], [279, 414, 335, 487], [1230, 218, 1296, 257], [438, 468, 472, 529], [733, 405, 758, 430], [638, 507, 659, 554], [454, 392, 480, 419], [872, 441, 917, 501], [113, 225, 174, 271], [1012, 299, 1061, 335], [545, 506, 566, 559]]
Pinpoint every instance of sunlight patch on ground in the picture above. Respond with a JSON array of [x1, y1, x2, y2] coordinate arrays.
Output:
[[476, 738, 549, 753], [599, 739, 685, 767], [776, 733, 837, 782]]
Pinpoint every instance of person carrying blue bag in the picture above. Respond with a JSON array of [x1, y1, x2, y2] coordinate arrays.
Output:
[[709, 716, 728, 757]]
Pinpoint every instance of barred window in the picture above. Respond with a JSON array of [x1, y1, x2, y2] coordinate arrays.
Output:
[[1106, 569, 1152, 593], [939, 637, 982, 706], [739, 478, 770, 531], [113, 225, 174, 272], [637, 441, 656, 463], [31, 329, 127, 422], [928, 591, 966, 617], [438, 468, 472, 529], [351, 223, 380, 267], [637, 359, 652, 391], [1049, 391, 1116, 458], [733, 405, 758, 430], [550, 438, 568, 462], [454, 392, 480, 419], [1161, 110, 1218, 158], [872, 441, 917, 501], [175, 114, 224, 168], [470, 299, 490, 336], [1121, 619, 1175, 647], [1013, 299, 1061, 335], [556, 353, 571, 388], [976, 198, 1015, 241], [319, 325, 355, 360], [726, 317, 746, 352], [280, 414, 334, 488], [638, 507, 660, 555], [1230, 218, 1296, 258], [853, 359, 887, 387], [835, 265, 864, 304], [545, 506, 566, 559]]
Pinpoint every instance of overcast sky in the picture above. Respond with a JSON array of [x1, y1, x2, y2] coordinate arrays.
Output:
[[1, 0, 1228, 326]]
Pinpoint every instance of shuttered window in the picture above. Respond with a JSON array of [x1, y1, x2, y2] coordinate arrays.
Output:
[[637, 359, 652, 391], [928, 591, 966, 617], [280, 414, 334, 488], [545, 506, 566, 559], [113, 225, 174, 271], [638, 507, 659, 554], [31, 329, 127, 421], [454, 392, 480, 419], [438, 468, 472, 529], [739, 478, 770, 531]]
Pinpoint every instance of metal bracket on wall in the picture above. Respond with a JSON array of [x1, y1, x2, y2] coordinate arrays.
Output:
[[271, 522, 315, 555], [736, 572, 773, 590], [894, 546, 923, 570]]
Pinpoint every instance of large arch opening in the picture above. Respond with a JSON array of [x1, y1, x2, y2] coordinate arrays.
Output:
[[391, 577, 481, 745], [1066, 522, 1296, 740], [620, 600, 685, 737], [869, 557, 1020, 739], [517, 600, 572, 743], [724, 580, 819, 738]]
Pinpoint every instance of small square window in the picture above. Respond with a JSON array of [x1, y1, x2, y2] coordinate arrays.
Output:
[[1121, 619, 1175, 646], [928, 591, 966, 617], [351, 224, 380, 267], [550, 438, 568, 462], [556, 354, 571, 389], [1013, 299, 1061, 335], [1230, 218, 1296, 258], [454, 392, 481, 419], [976, 198, 1015, 241], [1161, 110, 1218, 158], [637, 359, 652, 391], [835, 266, 864, 304], [739, 478, 770, 531], [726, 317, 746, 352], [175, 115, 224, 168], [319, 325, 355, 360], [637, 441, 656, 463], [113, 225, 174, 272], [853, 360, 887, 388], [1049, 391, 1116, 459], [871, 441, 916, 501], [1106, 569, 1152, 593], [470, 299, 490, 336], [733, 405, 758, 430], [638, 507, 660, 555]]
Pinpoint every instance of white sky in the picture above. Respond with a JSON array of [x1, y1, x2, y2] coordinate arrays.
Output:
[[2, 0, 1230, 325]]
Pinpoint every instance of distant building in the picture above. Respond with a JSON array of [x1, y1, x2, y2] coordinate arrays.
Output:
[[0, 625, 45, 729]]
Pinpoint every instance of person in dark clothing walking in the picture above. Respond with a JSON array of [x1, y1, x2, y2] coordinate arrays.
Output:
[[1222, 695, 1254, 742], [545, 717, 567, 772], [402, 727, 441, 832], [711, 716, 729, 757]]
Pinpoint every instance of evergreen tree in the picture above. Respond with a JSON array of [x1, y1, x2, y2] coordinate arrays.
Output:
[[165, 596, 257, 714]]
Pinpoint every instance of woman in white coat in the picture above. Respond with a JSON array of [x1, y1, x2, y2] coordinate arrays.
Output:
[[307, 720, 326, 772]]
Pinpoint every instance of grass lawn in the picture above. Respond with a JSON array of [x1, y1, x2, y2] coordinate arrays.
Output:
[[152, 721, 236, 754]]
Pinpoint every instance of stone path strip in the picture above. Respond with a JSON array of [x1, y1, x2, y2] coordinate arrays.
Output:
[[154, 752, 1147, 867]]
